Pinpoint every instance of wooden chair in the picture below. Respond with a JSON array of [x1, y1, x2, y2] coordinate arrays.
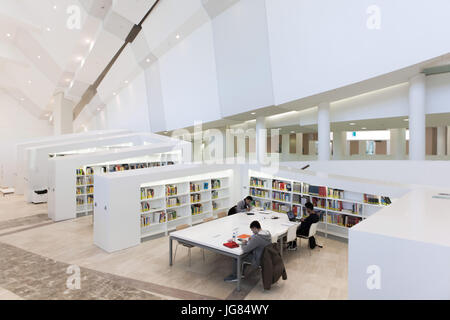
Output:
[[217, 211, 227, 219], [173, 224, 205, 266]]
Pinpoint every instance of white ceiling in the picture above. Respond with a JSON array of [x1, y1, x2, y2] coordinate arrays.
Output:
[[0, 0, 160, 121]]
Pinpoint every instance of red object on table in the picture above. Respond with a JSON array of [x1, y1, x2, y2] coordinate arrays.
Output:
[[223, 241, 239, 248]]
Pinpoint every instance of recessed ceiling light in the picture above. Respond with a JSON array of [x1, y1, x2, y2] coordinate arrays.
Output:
[[6, 33, 11, 37], [65, 78, 71, 82], [362, 127, 367, 130], [251, 112, 256, 115], [124, 80, 129, 84], [404, 119, 409, 122], [291, 131, 295, 134], [53, 5, 57, 10], [97, 108, 101, 111], [175, 34, 180, 39], [27, 80, 32, 84], [20, 98, 25, 101], [113, 92, 116, 96], [37, 55, 41, 59], [349, 123, 356, 126], [46, 27, 51, 32], [146, 58, 151, 63]]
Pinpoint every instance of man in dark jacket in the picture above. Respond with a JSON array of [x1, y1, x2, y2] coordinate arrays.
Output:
[[224, 220, 272, 282], [288, 202, 319, 250]]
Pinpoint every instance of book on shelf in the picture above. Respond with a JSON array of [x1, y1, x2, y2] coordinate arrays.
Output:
[[327, 212, 362, 227], [211, 179, 222, 189], [272, 180, 291, 191], [159, 211, 167, 223], [364, 194, 380, 205], [166, 185, 178, 196], [293, 183, 302, 194], [327, 188, 344, 199], [249, 188, 269, 198], [166, 197, 181, 207], [250, 177, 267, 188], [190, 193, 201, 203], [191, 204, 203, 215], [272, 191, 291, 202], [76, 168, 85, 176], [381, 196, 391, 205], [167, 210, 177, 221], [272, 201, 291, 213]]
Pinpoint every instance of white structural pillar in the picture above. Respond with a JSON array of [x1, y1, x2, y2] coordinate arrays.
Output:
[[53, 92, 74, 135], [333, 131, 346, 160], [318, 102, 331, 161], [256, 116, 267, 164], [358, 141, 366, 156], [437, 126, 446, 156], [282, 134, 290, 160], [409, 74, 426, 161], [296, 133, 303, 157], [390, 128, 407, 160]]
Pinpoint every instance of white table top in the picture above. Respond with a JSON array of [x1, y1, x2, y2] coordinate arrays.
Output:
[[0, 188, 14, 194], [170, 210, 299, 256]]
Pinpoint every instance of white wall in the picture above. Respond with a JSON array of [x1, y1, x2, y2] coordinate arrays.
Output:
[[265, 0, 450, 106], [104, 72, 151, 132], [0, 94, 52, 187], [212, 0, 275, 116], [158, 22, 222, 131]]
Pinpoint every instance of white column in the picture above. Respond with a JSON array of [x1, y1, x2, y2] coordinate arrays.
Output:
[[437, 126, 446, 156], [409, 74, 426, 161], [256, 116, 267, 164], [390, 128, 406, 160], [296, 133, 303, 157], [236, 129, 246, 163], [53, 93, 74, 135], [333, 131, 346, 160], [447, 126, 450, 158], [225, 127, 235, 162], [359, 141, 366, 156], [282, 134, 290, 160], [318, 102, 330, 161]]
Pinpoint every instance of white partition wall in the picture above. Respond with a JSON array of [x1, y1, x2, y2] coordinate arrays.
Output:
[[15, 130, 130, 194], [349, 188, 450, 299]]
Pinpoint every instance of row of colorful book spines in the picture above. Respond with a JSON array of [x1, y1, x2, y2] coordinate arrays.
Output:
[[211, 180, 221, 189], [249, 189, 269, 197], [191, 205, 203, 214], [250, 178, 267, 187], [166, 186, 178, 196], [272, 181, 291, 191], [272, 194, 291, 202]]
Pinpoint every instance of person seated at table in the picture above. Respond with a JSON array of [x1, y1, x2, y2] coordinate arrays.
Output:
[[288, 202, 319, 251], [224, 220, 272, 282], [228, 196, 253, 216]]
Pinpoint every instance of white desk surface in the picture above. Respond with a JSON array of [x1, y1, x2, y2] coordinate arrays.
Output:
[[352, 188, 450, 248], [170, 210, 299, 256]]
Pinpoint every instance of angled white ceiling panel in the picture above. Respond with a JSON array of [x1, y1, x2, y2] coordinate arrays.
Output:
[[142, 0, 204, 50], [96, 44, 142, 102], [73, 28, 124, 84], [202, 0, 240, 19], [103, 10, 134, 41], [79, 0, 113, 20], [112, 0, 157, 24]]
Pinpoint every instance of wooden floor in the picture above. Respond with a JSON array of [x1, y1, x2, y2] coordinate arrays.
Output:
[[0, 195, 348, 300]]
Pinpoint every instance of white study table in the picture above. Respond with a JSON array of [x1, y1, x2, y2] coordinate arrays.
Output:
[[169, 210, 300, 291]]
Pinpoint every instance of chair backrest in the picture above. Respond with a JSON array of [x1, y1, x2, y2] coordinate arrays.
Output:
[[176, 224, 190, 231], [309, 222, 319, 238], [286, 224, 298, 242], [217, 211, 227, 219], [203, 217, 214, 223]]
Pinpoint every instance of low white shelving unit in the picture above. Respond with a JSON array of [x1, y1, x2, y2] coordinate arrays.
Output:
[[248, 174, 392, 239], [140, 176, 231, 239]]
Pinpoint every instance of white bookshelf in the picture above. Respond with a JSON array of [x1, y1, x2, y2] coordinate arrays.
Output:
[[249, 174, 392, 239], [140, 176, 231, 239], [75, 159, 177, 218]]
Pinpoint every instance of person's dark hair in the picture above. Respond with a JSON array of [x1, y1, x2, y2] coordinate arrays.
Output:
[[250, 221, 261, 229], [245, 196, 253, 202], [305, 202, 314, 211]]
